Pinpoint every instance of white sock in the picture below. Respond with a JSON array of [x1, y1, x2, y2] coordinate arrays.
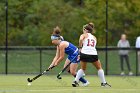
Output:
[[75, 69, 84, 82], [98, 69, 106, 83]]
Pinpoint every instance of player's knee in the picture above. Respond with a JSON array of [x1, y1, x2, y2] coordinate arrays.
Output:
[[81, 66, 86, 71], [94, 61, 102, 70]]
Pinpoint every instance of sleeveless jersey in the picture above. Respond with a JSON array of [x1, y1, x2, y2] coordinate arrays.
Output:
[[65, 42, 78, 56], [64, 42, 79, 63], [81, 33, 97, 55]]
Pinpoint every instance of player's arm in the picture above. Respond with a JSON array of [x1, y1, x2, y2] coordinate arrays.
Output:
[[48, 46, 60, 69], [54, 43, 65, 66], [79, 34, 85, 49], [93, 36, 97, 43]]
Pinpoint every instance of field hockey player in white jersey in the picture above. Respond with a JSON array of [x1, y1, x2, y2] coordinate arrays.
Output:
[[72, 23, 111, 87]]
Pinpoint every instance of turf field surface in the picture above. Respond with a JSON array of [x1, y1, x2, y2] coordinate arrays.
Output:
[[0, 75, 140, 93]]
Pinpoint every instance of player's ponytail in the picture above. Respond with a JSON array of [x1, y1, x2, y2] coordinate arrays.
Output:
[[84, 24, 93, 33], [52, 26, 64, 41], [88, 22, 94, 29], [53, 26, 61, 35]]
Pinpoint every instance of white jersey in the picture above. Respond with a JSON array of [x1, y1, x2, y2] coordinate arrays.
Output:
[[81, 33, 97, 55]]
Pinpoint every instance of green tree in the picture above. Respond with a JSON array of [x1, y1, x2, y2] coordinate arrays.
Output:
[[0, 0, 140, 46]]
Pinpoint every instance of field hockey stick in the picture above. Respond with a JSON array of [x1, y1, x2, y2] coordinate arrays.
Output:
[[27, 66, 55, 82], [57, 53, 79, 79], [57, 62, 71, 79]]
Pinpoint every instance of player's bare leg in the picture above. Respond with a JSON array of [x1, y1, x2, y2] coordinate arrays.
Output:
[[92, 60, 111, 87]]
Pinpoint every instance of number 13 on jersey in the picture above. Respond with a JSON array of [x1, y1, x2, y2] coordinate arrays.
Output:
[[87, 39, 95, 47]]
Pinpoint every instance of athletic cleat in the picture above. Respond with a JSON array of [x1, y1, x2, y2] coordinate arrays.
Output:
[[81, 81, 90, 87], [101, 83, 111, 87], [72, 81, 79, 87]]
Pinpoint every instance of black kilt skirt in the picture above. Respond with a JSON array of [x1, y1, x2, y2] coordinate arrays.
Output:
[[80, 53, 98, 62]]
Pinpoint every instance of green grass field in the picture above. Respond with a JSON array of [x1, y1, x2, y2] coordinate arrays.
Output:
[[0, 75, 140, 93]]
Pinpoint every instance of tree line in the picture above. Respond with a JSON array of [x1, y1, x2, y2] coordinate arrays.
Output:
[[0, 0, 140, 46]]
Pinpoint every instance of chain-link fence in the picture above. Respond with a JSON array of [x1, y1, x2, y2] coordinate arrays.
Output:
[[0, 46, 139, 76]]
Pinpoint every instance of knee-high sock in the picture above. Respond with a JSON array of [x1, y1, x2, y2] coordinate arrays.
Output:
[[98, 69, 106, 83], [74, 69, 85, 82]]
